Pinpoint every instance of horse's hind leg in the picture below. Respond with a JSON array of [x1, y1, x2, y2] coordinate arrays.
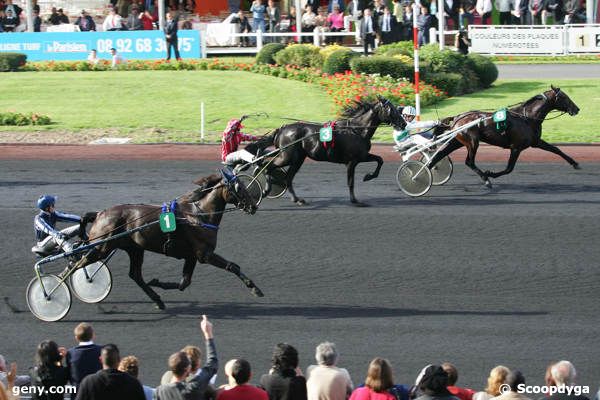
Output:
[[484, 148, 522, 179], [533, 139, 580, 169], [126, 248, 166, 310], [282, 158, 307, 205], [362, 154, 384, 182], [202, 251, 264, 297], [346, 160, 363, 205], [148, 258, 196, 291]]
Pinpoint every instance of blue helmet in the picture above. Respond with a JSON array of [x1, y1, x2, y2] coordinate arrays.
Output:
[[37, 194, 56, 210]]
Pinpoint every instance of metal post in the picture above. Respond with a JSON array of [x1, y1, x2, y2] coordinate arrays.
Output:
[[438, 0, 444, 49], [257, 29, 263, 50], [586, 0, 593, 22], [412, 4, 421, 120], [200, 102, 205, 142], [158, 0, 165, 32], [26, 0, 34, 32], [295, 0, 301, 42]]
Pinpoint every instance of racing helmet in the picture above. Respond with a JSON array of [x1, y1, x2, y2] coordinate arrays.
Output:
[[37, 194, 56, 210], [401, 106, 417, 117]]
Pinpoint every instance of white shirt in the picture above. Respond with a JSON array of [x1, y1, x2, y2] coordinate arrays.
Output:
[[102, 14, 122, 31], [393, 120, 438, 146]]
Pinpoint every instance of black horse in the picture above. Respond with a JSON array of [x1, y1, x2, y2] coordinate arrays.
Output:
[[428, 86, 580, 187], [76, 170, 262, 310], [249, 96, 405, 206]]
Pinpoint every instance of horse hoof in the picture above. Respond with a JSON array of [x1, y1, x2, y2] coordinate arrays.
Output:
[[484, 180, 493, 189], [154, 300, 166, 310], [295, 199, 307, 206], [252, 287, 264, 297], [573, 163, 581, 170]]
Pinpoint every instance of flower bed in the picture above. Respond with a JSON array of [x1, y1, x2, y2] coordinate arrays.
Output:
[[0, 111, 52, 126]]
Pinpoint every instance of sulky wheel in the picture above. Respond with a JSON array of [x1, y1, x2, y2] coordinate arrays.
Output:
[[26, 274, 72, 322], [69, 261, 112, 304], [266, 167, 288, 199], [420, 152, 453, 186], [396, 160, 433, 197], [237, 174, 264, 206]]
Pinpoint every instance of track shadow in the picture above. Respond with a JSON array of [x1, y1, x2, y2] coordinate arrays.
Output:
[[0, 180, 127, 187]]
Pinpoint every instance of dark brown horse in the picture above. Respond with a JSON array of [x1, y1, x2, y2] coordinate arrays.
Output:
[[428, 86, 580, 188], [76, 169, 261, 310]]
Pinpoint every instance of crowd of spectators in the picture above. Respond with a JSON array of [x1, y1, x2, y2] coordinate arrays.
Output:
[[1, 317, 599, 400]]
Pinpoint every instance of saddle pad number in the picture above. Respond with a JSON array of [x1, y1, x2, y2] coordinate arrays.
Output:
[[160, 212, 176, 233], [320, 127, 333, 142], [493, 109, 507, 122]]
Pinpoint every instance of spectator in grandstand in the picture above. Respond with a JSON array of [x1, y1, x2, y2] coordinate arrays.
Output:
[[154, 315, 218, 400], [546, 0, 565, 23], [103, 8, 124, 30], [75, 10, 96, 31], [140, 10, 154, 29], [0, 355, 30, 388], [267, 0, 280, 35], [306, 342, 353, 400], [128, 0, 145, 14], [563, 0, 582, 23], [232, 10, 251, 47], [160, 346, 204, 385], [548, 361, 589, 400], [116, 0, 131, 17], [359, 7, 377, 54], [250, 0, 266, 33], [164, 12, 180, 61], [489, 371, 530, 400], [349, 358, 399, 400], [328, 0, 345, 13], [32, 0, 40, 14], [110, 47, 125, 68], [494, 0, 513, 24], [475, 0, 492, 24], [306, 0, 320, 13], [443, 0, 460, 28], [76, 344, 145, 400], [400, 4, 412, 41], [57, 8, 69, 24], [66, 323, 102, 390], [48, 7, 60, 24], [441, 363, 475, 400], [2, 0, 21, 19], [259, 343, 307, 400], [29, 340, 69, 400], [118, 356, 155, 400], [378, 6, 397, 44], [218, 359, 269, 400], [0, 8, 19, 31], [301, 4, 317, 43], [529, 0, 547, 24], [459, 0, 475, 27], [125, 6, 143, 30], [326, 4, 344, 44], [416, 4, 432, 46], [88, 49, 99, 65], [33, 10, 41, 31], [472, 366, 510, 400], [511, 0, 529, 24]]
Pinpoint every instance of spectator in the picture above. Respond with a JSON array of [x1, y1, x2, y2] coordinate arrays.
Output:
[[475, 0, 492, 24], [459, 0, 475, 27], [116, 0, 131, 17], [546, 0, 564, 23], [548, 361, 589, 400], [218, 359, 238, 392], [2, 0, 21, 18], [494, 0, 513, 24], [347, 0, 363, 44], [140, 10, 154, 30], [306, 342, 353, 400], [0, 8, 18, 31], [76, 344, 145, 400], [529, 0, 547, 23], [0, 10, 4, 32], [164, 12, 180, 61], [29, 341, 69, 400], [326, 4, 344, 44], [511, 0, 529, 23], [66, 323, 102, 390], [267, 0, 280, 35], [32, 0, 39, 14], [378, 6, 397, 44], [218, 359, 269, 400], [472, 366, 510, 400], [490, 371, 530, 400], [392, 0, 403, 35], [359, 7, 377, 55], [118, 356, 155, 400], [74, 10, 96, 31], [154, 315, 218, 400], [444, 0, 460, 28], [102, 8, 123, 31], [33, 10, 41, 31], [442, 363, 475, 400], [563, 0, 581, 23], [413, 365, 459, 400], [260, 343, 307, 400], [545, 362, 557, 387], [0, 355, 29, 388], [125, 6, 143, 30], [301, 5, 317, 43], [57, 8, 69, 24], [232, 10, 251, 47], [48, 7, 60, 24], [349, 358, 396, 400], [250, 0, 266, 33], [400, 4, 412, 42], [306, 0, 320, 13], [87, 49, 99, 65], [328, 0, 345, 13], [110, 47, 125, 68], [160, 346, 204, 385], [128, 0, 144, 14], [416, 4, 432, 46], [0, 362, 17, 400]]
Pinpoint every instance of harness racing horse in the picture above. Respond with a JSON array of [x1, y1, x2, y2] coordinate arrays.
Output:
[[428, 86, 580, 188], [249, 96, 405, 206], [76, 170, 262, 310]]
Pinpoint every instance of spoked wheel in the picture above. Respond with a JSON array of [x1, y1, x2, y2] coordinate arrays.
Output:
[[266, 167, 288, 199], [420, 152, 453, 186], [26, 274, 72, 322], [396, 160, 433, 197], [237, 174, 263, 206], [69, 261, 112, 304]]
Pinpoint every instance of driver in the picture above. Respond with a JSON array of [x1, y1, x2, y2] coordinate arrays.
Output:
[[393, 106, 441, 150], [221, 118, 259, 166], [32, 195, 82, 256]]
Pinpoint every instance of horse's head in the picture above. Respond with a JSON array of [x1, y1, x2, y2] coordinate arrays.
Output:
[[550, 85, 579, 116], [220, 168, 257, 215], [375, 95, 406, 130]]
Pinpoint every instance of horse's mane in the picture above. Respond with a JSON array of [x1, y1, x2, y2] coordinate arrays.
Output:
[[180, 173, 222, 203], [520, 90, 551, 109], [341, 99, 379, 119]]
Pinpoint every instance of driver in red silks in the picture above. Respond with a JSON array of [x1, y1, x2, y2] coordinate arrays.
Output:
[[221, 118, 259, 165]]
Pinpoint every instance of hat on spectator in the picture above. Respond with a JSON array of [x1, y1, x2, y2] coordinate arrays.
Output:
[[417, 365, 451, 396]]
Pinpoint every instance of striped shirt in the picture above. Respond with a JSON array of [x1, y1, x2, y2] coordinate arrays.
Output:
[[34, 210, 81, 241]]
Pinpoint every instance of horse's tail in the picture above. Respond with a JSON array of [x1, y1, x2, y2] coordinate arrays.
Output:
[[79, 211, 98, 241]]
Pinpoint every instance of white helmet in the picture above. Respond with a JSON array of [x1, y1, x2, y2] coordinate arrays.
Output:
[[402, 106, 417, 117]]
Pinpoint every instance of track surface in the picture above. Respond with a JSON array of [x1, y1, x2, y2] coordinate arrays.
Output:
[[497, 64, 600, 80], [1, 160, 599, 390]]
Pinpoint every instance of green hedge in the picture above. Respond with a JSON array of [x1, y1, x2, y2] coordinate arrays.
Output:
[[256, 43, 286, 64], [375, 41, 414, 57], [424, 72, 464, 96], [0, 111, 51, 125], [350, 56, 413, 80], [466, 53, 498, 87], [322, 49, 358, 74], [274, 44, 324, 68], [0, 53, 27, 72]]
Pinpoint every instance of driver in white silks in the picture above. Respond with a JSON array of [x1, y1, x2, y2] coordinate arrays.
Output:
[[221, 118, 259, 166], [393, 106, 442, 150], [32, 194, 82, 256]]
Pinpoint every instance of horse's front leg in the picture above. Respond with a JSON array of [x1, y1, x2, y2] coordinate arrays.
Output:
[[202, 251, 264, 297], [347, 160, 367, 206], [362, 153, 384, 182], [148, 258, 196, 291], [126, 248, 165, 310], [484, 148, 521, 179], [533, 139, 580, 169], [464, 138, 492, 187]]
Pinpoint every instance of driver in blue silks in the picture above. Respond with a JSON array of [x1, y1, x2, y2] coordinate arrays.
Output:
[[393, 106, 441, 150], [32, 194, 82, 256]]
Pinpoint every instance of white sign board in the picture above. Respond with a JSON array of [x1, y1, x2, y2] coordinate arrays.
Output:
[[469, 25, 565, 54], [567, 24, 600, 53]]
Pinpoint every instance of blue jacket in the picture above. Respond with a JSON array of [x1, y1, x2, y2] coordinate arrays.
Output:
[[34, 210, 81, 241], [66, 344, 103, 388]]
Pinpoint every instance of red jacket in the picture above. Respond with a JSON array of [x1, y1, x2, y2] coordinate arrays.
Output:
[[221, 119, 257, 161], [448, 386, 476, 400]]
